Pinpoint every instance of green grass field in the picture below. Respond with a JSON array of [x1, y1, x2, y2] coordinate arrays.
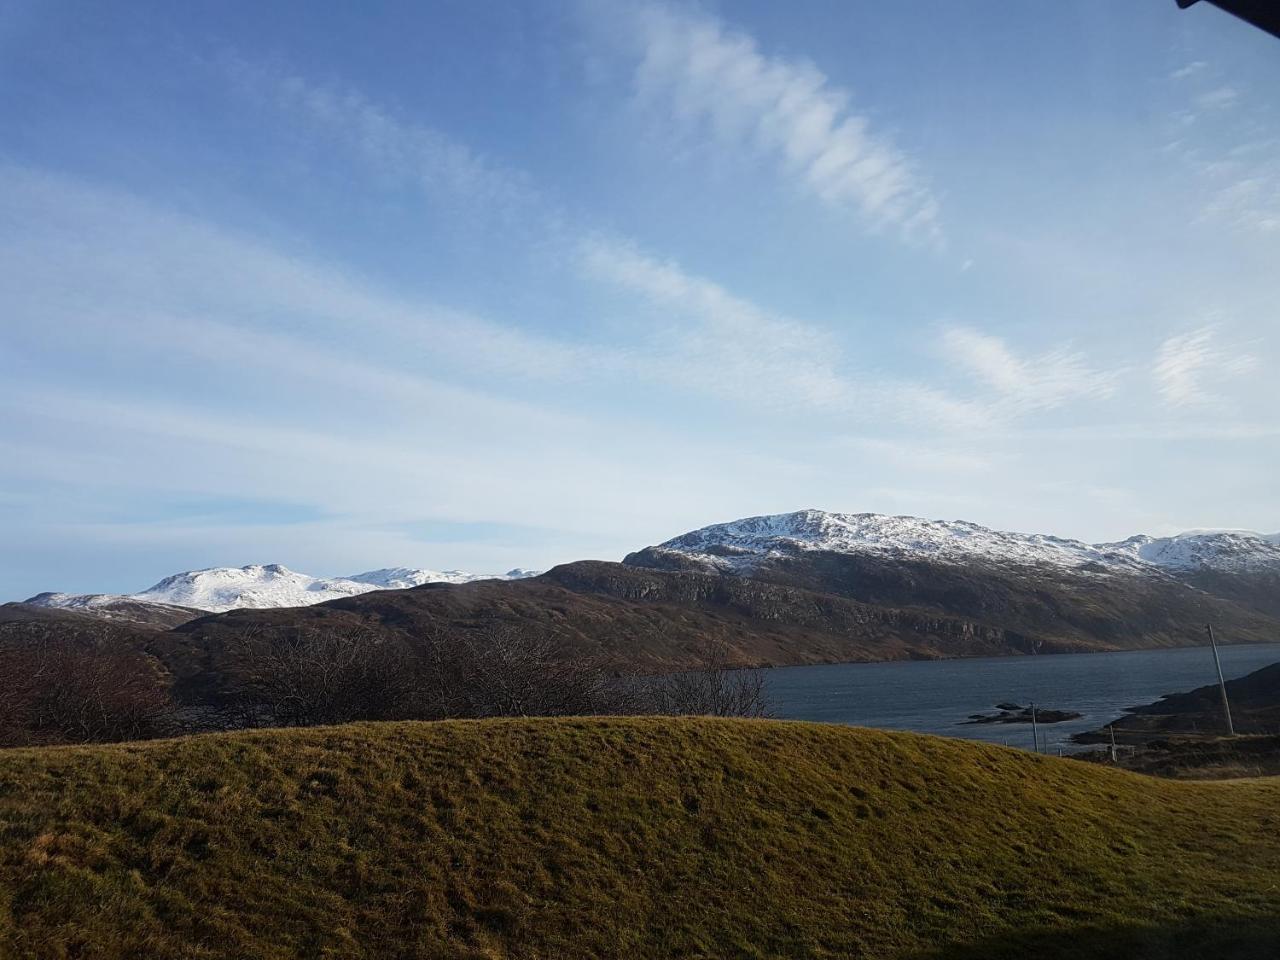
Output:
[[1, 718, 1277, 959]]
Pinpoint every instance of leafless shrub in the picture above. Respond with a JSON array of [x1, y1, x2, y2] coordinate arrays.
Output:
[[0, 614, 771, 746], [0, 624, 175, 746], [645, 645, 771, 719], [419, 624, 629, 719], [417, 627, 770, 720], [220, 626, 421, 726]]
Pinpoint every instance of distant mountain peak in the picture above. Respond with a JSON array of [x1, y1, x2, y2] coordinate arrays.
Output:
[[1096, 529, 1280, 573]]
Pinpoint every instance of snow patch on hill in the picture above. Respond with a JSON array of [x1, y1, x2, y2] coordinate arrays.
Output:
[[22, 591, 203, 624], [26, 592, 139, 611], [346, 567, 539, 589]]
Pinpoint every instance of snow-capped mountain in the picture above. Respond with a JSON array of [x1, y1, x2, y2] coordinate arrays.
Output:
[[1096, 531, 1280, 573], [620, 509, 1280, 646], [132, 564, 372, 612], [26, 564, 541, 614], [638, 509, 1280, 576]]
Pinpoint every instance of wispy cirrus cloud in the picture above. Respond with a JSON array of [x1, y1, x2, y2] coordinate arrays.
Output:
[[578, 237, 857, 410], [1170, 60, 1207, 81], [614, 2, 940, 243], [1200, 173, 1280, 233], [1153, 325, 1258, 408], [578, 237, 980, 425], [941, 327, 1119, 416], [216, 58, 975, 426], [579, 238, 1128, 432], [1194, 85, 1238, 111], [1163, 64, 1280, 235], [226, 56, 540, 211], [4, 162, 970, 450], [0, 163, 595, 387]]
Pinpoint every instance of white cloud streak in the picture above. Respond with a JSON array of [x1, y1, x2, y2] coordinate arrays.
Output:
[[622, 2, 940, 242], [578, 237, 1014, 429], [1163, 67, 1280, 235], [214, 61, 1059, 432], [579, 236, 856, 411], [942, 327, 1119, 416], [1153, 325, 1258, 408], [227, 56, 538, 211], [1194, 85, 1238, 111]]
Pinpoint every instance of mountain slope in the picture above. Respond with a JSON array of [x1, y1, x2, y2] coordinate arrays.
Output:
[[2, 718, 1278, 960], [637, 509, 1280, 577], [16, 511, 1280, 670], [154, 555, 1280, 713], [15, 593, 203, 629], [159, 560, 1038, 705], [624, 510, 1280, 644]]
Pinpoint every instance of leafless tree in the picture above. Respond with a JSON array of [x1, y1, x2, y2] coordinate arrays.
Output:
[[419, 624, 628, 718], [0, 624, 175, 746], [219, 625, 422, 726], [0, 613, 773, 747], [645, 644, 771, 719], [419, 626, 769, 720]]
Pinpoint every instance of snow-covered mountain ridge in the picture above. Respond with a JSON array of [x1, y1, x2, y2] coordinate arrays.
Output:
[[21, 513, 1278, 616], [648, 510, 1280, 575], [27, 564, 540, 614]]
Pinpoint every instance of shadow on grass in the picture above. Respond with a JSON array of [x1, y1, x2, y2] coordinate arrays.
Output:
[[905, 915, 1280, 960]]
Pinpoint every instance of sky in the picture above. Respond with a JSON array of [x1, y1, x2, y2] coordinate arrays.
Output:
[[1, 0, 1277, 599]]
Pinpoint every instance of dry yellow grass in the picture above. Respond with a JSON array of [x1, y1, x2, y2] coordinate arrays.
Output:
[[1, 717, 1278, 959]]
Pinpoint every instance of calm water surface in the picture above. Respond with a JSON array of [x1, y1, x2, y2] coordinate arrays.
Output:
[[766, 643, 1280, 753]]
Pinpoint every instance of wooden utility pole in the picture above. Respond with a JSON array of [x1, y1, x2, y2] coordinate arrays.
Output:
[[1108, 724, 1118, 763], [1030, 702, 1040, 753], [1205, 624, 1235, 736]]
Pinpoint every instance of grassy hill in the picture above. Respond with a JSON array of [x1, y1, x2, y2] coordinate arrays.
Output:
[[1, 719, 1278, 959]]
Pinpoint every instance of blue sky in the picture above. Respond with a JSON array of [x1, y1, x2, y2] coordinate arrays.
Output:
[[1, 0, 1277, 599]]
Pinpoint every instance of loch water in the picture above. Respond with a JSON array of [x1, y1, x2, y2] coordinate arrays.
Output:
[[766, 642, 1280, 753]]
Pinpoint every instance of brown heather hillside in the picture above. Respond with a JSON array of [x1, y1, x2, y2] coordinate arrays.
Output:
[[152, 561, 1048, 706], [9, 554, 1279, 707], [0, 599, 202, 631], [6, 558, 1278, 741], [1, 718, 1278, 959], [622, 549, 1280, 650], [156, 558, 1280, 704]]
